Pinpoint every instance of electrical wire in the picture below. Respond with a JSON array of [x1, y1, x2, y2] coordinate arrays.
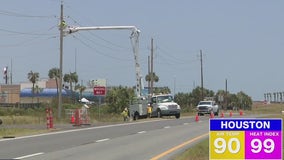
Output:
[[76, 32, 130, 53], [0, 35, 57, 48], [71, 35, 132, 61], [0, 10, 56, 18], [157, 46, 198, 64], [156, 47, 199, 65], [67, 16, 131, 51], [0, 27, 57, 36]]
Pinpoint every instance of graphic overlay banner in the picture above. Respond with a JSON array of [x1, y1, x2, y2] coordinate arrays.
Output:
[[209, 118, 282, 160]]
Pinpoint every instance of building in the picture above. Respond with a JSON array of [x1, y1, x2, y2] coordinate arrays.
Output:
[[0, 79, 70, 104]]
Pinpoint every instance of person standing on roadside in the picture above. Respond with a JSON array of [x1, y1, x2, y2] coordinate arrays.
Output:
[[147, 103, 152, 118], [121, 107, 129, 122]]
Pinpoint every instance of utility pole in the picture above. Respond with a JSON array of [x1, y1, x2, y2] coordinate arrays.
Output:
[[200, 50, 204, 100], [3, 66, 8, 84], [58, 2, 64, 119], [225, 78, 228, 110], [10, 59, 12, 84], [148, 55, 150, 96], [150, 38, 154, 96]]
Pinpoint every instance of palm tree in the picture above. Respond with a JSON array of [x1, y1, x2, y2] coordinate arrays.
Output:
[[28, 70, 39, 103], [63, 72, 78, 102], [75, 84, 86, 100], [145, 72, 159, 95], [48, 68, 60, 96], [34, 85, 43, 105]]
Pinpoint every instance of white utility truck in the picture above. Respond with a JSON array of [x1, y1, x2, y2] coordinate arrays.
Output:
[[129, 94, 181, 120]]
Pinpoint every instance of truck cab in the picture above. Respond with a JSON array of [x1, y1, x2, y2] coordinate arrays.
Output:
[[151, 94, 181, 119]]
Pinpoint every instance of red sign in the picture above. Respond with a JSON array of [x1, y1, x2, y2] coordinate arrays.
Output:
[[93, 86, 106, 96]]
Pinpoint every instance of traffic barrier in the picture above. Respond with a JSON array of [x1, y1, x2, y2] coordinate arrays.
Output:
[[195, 113, 199, 122], [74, 109, 80, 126], [49, 109, 53, 129], [46, 108, 53, 129], [74, 108, 90, 126]]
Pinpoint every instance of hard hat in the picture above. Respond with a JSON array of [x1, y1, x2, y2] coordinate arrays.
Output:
[[84, 104, 89, 109]]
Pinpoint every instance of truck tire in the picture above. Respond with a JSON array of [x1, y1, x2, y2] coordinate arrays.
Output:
[[214, 109, 219, 116], [157, 109, 162, 118], [175, 113, 180, 119]]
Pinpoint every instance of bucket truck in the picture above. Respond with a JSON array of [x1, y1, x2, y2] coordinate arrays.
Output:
[[64, 25, 181, 120], [64, 25, 143, 97]]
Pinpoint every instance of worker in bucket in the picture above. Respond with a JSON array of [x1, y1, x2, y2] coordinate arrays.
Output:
[[121, 107, 129, 122]]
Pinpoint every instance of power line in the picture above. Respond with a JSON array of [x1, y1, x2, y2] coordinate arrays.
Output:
[[0, 10, 56, 18], [72, 35, 131, 61], [67, 16, 131, 51], [0, 27, 57, 36], [76, 32, 130, 53], [0, 36, 57, 48], [157, 46, 199, 64]]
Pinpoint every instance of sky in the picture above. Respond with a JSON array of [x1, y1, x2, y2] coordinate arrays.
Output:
[[0, 0, 284, 101]]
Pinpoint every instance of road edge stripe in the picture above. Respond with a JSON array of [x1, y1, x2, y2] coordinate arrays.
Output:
[[150, 133, 209, 160]]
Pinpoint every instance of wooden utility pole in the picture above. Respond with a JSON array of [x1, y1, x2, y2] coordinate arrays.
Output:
[[10, 59, 12, 84], [148, 55, 150, 96], [200, 50, 204, 100], [225, 78, 228, 110], [58, 2, 64, 119], [150, 38, 154, 96]]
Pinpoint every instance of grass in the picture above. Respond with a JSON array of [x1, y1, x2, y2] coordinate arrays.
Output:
[[0, 107, 126, 138], [174, 139, 209, 160], [173, 102, 284, 160], [0, 127, 48, 138]]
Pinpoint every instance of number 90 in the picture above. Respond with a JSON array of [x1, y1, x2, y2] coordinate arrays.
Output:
[[214, 138, 240, 154]]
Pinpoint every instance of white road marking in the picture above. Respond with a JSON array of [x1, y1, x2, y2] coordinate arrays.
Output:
[[164, 126, 170, 129], [183, 123, 189, 125], [0, 119, 167, 142], [138, 131, 146, 134], [96, 138, 110, 143], [14, 152, 44, 159]]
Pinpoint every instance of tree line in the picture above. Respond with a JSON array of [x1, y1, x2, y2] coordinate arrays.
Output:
[[27, 68, 252, 114]]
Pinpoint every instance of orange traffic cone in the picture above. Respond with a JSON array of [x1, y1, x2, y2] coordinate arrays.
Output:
[[210, 111, 214, 118], [239, 110, 243, 116], [229, 111, 233, 117], [221, 111, 224, 118], [70, 113, 75, 124], [195, 113, 199, 122]]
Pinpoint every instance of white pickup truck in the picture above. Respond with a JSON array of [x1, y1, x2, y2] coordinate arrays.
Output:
[[196, 100, 219, 116]]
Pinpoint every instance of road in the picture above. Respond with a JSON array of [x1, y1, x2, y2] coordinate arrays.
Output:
[[0, 116, 210, 160]]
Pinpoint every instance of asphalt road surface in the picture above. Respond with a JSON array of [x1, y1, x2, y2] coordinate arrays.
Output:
[[1, 112, 263, 160]]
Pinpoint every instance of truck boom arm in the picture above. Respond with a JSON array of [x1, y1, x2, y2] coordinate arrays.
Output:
[[64, 25, 143, 97]]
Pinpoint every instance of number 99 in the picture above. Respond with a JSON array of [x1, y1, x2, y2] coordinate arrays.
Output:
[[251, 138, 274, 153]]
